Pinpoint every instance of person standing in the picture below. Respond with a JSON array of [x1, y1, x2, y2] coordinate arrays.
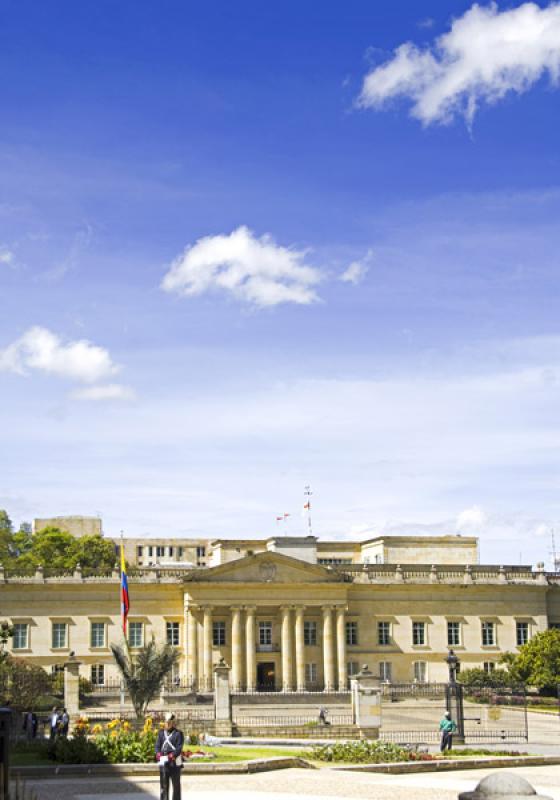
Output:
[[49, 707, 60, 741], [155, 712, 184, 800], [439, 710, 457, 752], [60, 708, 70, 737]]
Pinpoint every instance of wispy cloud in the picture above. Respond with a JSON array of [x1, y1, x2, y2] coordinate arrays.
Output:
[[0, 326, 118, 383], [0, 248, 14, 266], [359, 2, 560, 125], [71, 383, 135, 402], [340, 250, 372, 284], [161, 225, 322, 307]]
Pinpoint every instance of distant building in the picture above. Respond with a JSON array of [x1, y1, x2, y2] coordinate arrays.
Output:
[[32, 515, 103, 538], [1, 523, 557, 691]]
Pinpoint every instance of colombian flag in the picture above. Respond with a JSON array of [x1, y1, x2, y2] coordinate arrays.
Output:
[[120, 543, 130, 634]]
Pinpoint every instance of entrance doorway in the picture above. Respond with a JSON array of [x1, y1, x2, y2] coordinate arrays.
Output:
[[256, 662, 276, 691]]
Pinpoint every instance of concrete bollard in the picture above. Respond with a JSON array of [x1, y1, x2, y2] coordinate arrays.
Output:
[[459, 772, 552, 800]]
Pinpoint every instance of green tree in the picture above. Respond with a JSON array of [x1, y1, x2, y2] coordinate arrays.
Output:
[[501, 629, 560, 693], [24, 526, 76, 571], [72, 535, 117, 574], [458, 667, 515, 688], [111, 638, 179, 720], [0, 509, 13, 563], [0, 655, 53, 710]]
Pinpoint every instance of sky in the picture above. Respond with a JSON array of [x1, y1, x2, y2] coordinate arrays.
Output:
[[2, 0, 560, 565]]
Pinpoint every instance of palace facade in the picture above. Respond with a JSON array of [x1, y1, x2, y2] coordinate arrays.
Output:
[[1, 530, 559, 691]]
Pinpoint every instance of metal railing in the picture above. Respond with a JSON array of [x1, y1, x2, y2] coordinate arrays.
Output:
[[233, 714, 353, 726]]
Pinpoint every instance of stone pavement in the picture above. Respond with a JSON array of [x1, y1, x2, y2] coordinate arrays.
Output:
[[22, 765, 560, 800]]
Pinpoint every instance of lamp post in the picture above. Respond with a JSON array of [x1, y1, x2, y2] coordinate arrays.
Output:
[[445, 648, 460, 684], [444, 649, 465, 743]]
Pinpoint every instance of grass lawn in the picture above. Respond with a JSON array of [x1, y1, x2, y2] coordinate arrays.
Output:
[[185, 745, 310, 762]]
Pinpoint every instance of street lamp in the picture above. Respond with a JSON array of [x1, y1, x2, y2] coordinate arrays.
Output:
[[445, 648, 460, 684]]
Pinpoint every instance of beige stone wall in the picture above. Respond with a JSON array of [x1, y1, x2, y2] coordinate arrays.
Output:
[[32, 516, 102, 538], [361, 536, 479, 565]]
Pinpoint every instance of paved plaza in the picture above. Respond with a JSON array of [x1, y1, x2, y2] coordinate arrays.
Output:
[[21, 765, 560, 800]]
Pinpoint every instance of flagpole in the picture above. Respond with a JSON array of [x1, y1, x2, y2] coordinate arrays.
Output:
[[304, 485, 313, 535], [119, 531, 129, 711]]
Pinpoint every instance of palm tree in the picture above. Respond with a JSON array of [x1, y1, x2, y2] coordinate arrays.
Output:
[[111, 637, 179, 720]]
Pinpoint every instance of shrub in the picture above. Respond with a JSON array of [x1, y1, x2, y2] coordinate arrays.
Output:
[[311, 740, 416, 763], [51, 720, 105, 764]]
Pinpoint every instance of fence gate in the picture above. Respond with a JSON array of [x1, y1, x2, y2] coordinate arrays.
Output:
[[462, 684, 528, 743], [380, 682, 528, 744]]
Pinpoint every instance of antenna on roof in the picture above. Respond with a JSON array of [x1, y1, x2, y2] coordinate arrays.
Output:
[[552, 529, 559, 573], [304, 485, 313, 536]]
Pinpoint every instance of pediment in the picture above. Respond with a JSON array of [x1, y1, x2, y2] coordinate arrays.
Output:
[[183, 551, 344, 584]]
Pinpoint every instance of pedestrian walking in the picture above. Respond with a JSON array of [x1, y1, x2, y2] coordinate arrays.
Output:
[[318, 706, 330, 725], [439, 710, 457, 752], [155, 712, 184, 800]]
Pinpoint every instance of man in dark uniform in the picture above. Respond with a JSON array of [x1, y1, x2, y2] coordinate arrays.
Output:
[[155, 712, 184, 800]]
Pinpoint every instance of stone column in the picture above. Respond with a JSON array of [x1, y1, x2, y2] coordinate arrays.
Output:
[[295, 605, 306, 691], [213, 658, 232, 736], [245, 606, 256, 692], [322, 605, 335, 692], [186, 604, 198, 690], [64, 658, 82, 717], [231, 606, 243, 689], [280, 606, 293, 691], [336, 606, 347, 691], [351, 664, 381, 739], [202, 606, 213, 691]]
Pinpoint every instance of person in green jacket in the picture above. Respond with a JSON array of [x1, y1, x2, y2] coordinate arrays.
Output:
[[439, 710, 457, 752]]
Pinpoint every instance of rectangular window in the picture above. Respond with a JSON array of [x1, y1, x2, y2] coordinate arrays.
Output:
[[549, 622, 560, 630], [447, 621, 461, 647], [156, 546, 164, 557], [168, 546, 173, 557], [259, 621, 272, 645], [346, 621, 358, 645], [166, 621, 180, 646], [347, 661, 359, 678], [305, 663, 317, 684], [483, 661, 496, 674], [12, 623, 29, 650], [128, 622, 143, 648], [516, 622, 529, 646], [91, 664, 105, 686], [482, 621, 495, 646], [196, 546, 206, 558], [178, 547, 184, 558], [213, 621, 226, 646], [90, 622, 106, 648], [413, 661, 427, 683], [51, 664, 64, 677], [148, 546, 153, 557], [304, 621, 317, 646], [380, 661, 392, 682], [378, 621, 391, 646], [52, 622, 67, 649], [412, 621, 426, 646], [137, 546, 143, 557]]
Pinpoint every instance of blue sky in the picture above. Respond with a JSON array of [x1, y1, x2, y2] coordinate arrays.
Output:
[[2, 0, 560, 565]]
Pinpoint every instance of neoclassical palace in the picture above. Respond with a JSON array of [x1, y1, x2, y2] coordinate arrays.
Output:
[[2, 525, 559, 691]]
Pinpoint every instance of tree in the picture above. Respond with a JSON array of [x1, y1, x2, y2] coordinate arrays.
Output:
[[501, 629, 560, 693], [72, 535, 117, 575], [0, 656, 53, 710], [110, 638, 179, 720], [0, 622, 14, 662], [458, 667, 515, 688], [0, 509, 13, 563]]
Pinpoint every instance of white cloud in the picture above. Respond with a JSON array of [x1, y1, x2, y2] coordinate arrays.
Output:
[[359, 2, 560, 125], [456, 505, 487, 530], [0, 249, 14, 265], [71, 384, 135, 402], [340, 251, 372, 284], [161, 225, 321, 307], [0, 326, 118, 384]]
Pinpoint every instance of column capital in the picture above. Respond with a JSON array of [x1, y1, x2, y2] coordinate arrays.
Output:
[[279, 605, 294, 612], [201, 604, 214, 613], [230, 605, 243, 612], [322, 604, 335, 613], [186, 602, 199, 612], [244, 605, 257, 613]]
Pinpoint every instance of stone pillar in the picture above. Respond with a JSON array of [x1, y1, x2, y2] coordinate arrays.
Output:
[[245, 606, 256, 692], [213, 658, 232, 736], [280, 606, 293, 691], [64, 658, 82, 717], [294, 606, 306, 691], [202, 606, 213, 692], [322, 605, 335, 692], [231, 606, 243, 689], [336, 606, 347, 691], [351, 664, 381, 739], [186, 604, 198, 690]]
